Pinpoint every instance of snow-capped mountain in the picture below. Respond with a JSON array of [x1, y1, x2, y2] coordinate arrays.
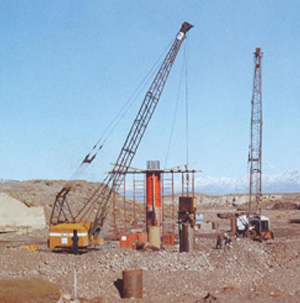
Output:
[[263, 169, 300, 193], [195, 169, 300, 195], [195, 175, 248, 195]]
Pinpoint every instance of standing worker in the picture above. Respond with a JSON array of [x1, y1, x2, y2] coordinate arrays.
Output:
[[224, 233, 232, 249], [216, 235, 222, 249], [72, 229, 79, 255]]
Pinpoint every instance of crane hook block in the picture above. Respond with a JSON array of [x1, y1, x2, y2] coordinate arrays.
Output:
[[83, 153, 96, 164]]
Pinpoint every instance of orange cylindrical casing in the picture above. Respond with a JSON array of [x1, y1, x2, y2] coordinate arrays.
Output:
[[146, 172, 161, 228], [146, 172, 161, 208]]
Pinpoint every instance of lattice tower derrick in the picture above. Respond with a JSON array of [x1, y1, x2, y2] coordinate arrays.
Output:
[[248, 47, 263, 217]]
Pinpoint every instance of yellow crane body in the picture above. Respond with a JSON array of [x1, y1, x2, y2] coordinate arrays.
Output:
[[49, 221, 102, 250]]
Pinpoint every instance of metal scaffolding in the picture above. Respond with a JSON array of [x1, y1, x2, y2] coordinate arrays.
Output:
[[111, 167, 200, 238]]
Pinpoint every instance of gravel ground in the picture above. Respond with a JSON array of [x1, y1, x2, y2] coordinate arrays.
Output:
[[2, 182, 300, 302], [1, 227, 300, 303]]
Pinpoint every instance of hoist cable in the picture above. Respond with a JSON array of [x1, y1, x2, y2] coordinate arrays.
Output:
[[62, 37, 176, 221], [100, 38, 175, 146], [67, 38, 175, 183], [163, 38, 190, 170], [163, 43, 187, 169], [185, 38, 190, 169]]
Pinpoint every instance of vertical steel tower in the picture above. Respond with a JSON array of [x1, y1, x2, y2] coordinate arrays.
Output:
[[248, 47, 263, 219]]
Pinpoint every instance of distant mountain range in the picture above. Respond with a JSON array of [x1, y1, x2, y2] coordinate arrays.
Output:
[[195, 169, 300, 195]]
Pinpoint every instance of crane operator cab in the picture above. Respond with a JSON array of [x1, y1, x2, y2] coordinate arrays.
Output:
[[236, 214, 274, 241]]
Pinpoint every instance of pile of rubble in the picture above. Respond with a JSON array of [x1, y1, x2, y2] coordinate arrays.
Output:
[[272, 201, 299, 210]]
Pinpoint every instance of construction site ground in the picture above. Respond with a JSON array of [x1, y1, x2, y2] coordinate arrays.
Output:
[[1, 206, 300, 303]]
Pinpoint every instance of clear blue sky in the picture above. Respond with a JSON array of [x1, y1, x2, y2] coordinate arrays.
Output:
[[1, 0, 299, 182]]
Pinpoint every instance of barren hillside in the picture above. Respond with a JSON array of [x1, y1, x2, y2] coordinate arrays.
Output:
[[3, 179, 300, 228]]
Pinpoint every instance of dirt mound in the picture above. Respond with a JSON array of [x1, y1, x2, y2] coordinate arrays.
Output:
[[0, 278, 60, 303], [272, 201, 299, 210], [0, 193, 46, 232]]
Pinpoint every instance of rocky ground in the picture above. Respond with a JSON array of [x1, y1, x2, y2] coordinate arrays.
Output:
[[1, 181, 300, 302], [1, 210, 300, 302]]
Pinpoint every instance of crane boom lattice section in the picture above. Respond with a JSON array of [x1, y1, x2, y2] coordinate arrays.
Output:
[[89, 22, 193, 236]]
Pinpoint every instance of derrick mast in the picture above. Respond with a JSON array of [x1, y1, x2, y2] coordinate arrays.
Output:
[[248, 47, 263, 219], [245, 47, 273, 241]]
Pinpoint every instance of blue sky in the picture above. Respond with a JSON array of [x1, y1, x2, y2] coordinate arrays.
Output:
[[1, 1, 300, 185]]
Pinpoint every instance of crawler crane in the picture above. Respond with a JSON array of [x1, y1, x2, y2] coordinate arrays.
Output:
[[49, 22, 193, 250]]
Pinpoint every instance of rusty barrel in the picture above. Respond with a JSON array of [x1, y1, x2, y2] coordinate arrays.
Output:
[[230, 218, 236, 233], [212, 221, 219, 230], [123, 269, 143, 299], [180, 223, 194, 252]]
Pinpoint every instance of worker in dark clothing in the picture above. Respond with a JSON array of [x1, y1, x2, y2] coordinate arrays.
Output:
[[216, 235, 222, 249], [72, 229, 79, 255]]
